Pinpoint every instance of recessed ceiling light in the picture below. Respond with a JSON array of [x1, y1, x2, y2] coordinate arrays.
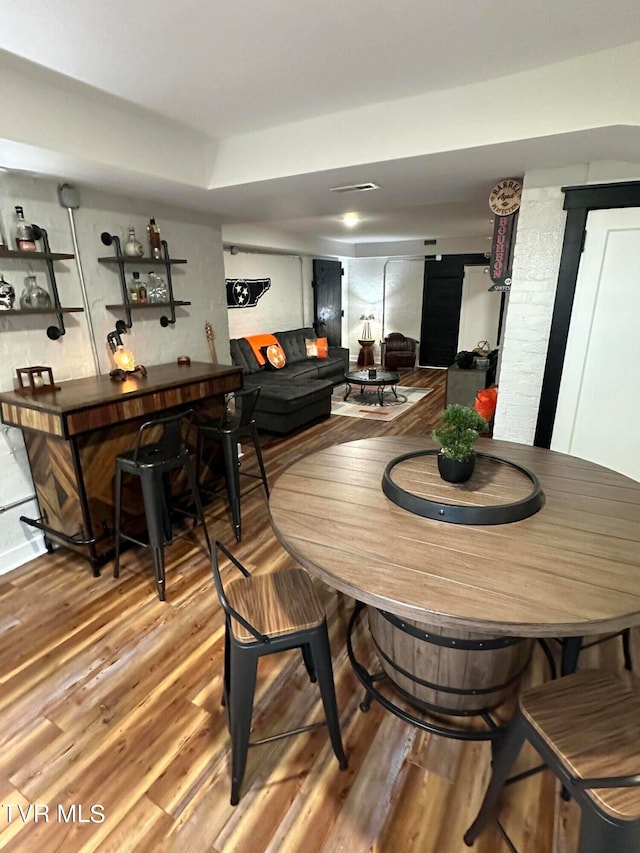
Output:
[[330, 182, 381, 193], [342, 212, 360, 228]]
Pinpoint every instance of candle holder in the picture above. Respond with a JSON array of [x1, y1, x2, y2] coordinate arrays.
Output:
[[15, 366, 60, 395]]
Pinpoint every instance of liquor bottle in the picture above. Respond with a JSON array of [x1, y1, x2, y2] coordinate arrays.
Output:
[[147, 218, 161, 259], [129, 271, 141, 303], [14, 206, 37, 251], [20, 274, 51, 309], [0, 274, 15, 309], [124, 226, 144, 258]]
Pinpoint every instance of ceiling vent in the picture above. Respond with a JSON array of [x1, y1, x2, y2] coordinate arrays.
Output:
[[423, 239, 437, 246], [329, 182, 381, 193]]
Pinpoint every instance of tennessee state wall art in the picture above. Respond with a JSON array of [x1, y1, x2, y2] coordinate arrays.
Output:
[[226, 278, 271, 308], [488, 179, 522, 292]]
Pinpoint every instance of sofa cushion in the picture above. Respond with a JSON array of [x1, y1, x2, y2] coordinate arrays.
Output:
[[230, 338, 263, 374], [246, 379, 332, 414], [275, 327, 316, 363]]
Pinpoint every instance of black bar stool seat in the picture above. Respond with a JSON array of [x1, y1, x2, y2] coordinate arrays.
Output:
[[113, 410, 210, 601], [211, 541, 348, 805], [197, 387, 269, 542]]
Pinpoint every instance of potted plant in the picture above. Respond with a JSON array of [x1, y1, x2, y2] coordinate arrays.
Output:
[[432, 404, 489, 483]]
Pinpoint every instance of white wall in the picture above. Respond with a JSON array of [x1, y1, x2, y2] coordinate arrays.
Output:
[[344, 257, 423, 363], [0, 170, 228, 575], [493, 162, 640, 444], [223, 250, 312, 343], [458, 266, 502, 352]]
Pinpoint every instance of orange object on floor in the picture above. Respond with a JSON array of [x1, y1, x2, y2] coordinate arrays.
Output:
[[475, 386, 498, 422]]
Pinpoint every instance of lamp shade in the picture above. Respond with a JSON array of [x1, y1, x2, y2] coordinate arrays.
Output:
[[113, 345, 136, 371], [360, 313, 375, 340]]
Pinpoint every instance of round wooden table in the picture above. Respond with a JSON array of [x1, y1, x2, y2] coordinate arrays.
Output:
[[269, 436, 640, 736]]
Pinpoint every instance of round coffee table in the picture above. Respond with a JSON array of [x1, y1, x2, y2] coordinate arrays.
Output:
[[344, 370, 400, 406]]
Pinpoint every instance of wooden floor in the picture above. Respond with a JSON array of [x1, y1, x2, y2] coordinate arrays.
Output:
[[0, 366, 635, 852]]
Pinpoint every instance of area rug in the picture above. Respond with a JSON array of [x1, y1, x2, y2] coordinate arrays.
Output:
[[331, 384, 433, 421]]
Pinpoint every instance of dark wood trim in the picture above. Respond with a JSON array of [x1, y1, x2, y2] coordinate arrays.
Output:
[[534, 207, 587, 447], [534, 180, 640, 447], [424, 253, 488, 266], [562, 181, 640, 211]]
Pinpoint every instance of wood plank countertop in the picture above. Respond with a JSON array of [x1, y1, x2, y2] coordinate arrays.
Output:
[[269, 436, 640, 638], [0, 361, 242, 437]]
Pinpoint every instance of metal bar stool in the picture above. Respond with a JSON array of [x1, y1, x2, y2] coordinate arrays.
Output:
[[538, 632, 633, 679], [211, 540, 348, 805], [464, 669, 640, 853], [113, 409, 210, 601], [197, 387, 269, 542]]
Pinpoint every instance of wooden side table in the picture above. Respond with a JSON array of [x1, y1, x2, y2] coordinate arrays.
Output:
[[357, 339, 375, 367]]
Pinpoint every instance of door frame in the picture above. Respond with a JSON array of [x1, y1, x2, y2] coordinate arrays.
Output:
[[534, 180, 640, 447]]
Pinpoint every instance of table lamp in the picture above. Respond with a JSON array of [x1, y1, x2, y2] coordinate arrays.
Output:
[[360, 313, 375, 340], [107, 322, 146, 380]]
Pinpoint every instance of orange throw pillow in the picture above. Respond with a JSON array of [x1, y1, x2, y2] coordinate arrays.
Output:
[[316, 336, 329, 358], [244, 333, 278, 365]]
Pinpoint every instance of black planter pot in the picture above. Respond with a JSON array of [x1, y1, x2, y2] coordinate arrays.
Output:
[[437, 452, 476, 483]]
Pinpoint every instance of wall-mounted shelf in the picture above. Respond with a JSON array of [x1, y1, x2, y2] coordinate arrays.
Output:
[[1, 307, 83, 316], [97, 255, 187, 266], [0, 247, 75, 262], [0, 230, 81, 339], [105, 301, 191, 311], [99, 232, 188, 329]]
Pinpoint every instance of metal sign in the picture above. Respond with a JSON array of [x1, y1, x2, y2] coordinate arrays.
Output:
[[488, 179, 522, 291], [225, 278, 270, 308]]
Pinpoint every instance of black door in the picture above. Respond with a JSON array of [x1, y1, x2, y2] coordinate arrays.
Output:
[[419, 258, 465, 367], [312, 259, 343, 347]]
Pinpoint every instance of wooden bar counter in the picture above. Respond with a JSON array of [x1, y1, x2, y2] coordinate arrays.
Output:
[[0, 362, 242, 573]]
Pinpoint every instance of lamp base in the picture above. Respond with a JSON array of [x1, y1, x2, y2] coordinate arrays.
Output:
[[357, 340, 375, 368], [109, 364, 147, 382]]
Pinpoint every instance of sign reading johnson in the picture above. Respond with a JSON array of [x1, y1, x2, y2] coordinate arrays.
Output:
[[226, 278, 271, 308], [488, 179, 522, 292]]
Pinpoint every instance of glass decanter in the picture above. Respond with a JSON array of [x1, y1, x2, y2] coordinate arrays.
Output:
[[20, 274, 51, 309], [124, 226, 144, 258], [147, 270, 168, 303]]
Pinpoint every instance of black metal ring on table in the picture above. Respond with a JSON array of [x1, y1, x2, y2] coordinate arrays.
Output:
[[381, 449, 545, 525]]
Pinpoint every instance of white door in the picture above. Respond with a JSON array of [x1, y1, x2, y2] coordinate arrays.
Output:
[[552, 208, 640, 482]]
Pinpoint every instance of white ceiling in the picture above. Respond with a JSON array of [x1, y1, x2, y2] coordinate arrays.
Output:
[[1, 0, 640, 252]]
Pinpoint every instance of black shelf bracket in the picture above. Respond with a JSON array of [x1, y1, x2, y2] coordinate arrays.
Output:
[[32, 224, 66, 340], [101, 232, 132, 332], [160, 240, 176, 327]]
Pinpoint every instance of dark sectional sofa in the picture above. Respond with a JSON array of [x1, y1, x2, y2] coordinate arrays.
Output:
[[229, 327, 349, 434]]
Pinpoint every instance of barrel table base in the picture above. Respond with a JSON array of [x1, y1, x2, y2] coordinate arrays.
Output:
[[347, 602, 533, 742]]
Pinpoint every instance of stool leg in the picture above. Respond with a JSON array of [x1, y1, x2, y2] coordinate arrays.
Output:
[[464, 715, 526, 846], [113, 464, 123, 578], [301, 643, 316, 683], [622, 628, 633, 671], [182, 451, 211, 552], [139, 470, 167, 602], [228, 641, 258, 805], [308, 623, 348, 770], [578, 808, 640, 853], [221, 431, 242, 542], [561, 636, 583, 676], [250, 423, 269, 497]]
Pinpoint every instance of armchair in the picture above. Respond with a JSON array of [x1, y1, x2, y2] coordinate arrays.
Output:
[[382, 332, 418, 370]]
